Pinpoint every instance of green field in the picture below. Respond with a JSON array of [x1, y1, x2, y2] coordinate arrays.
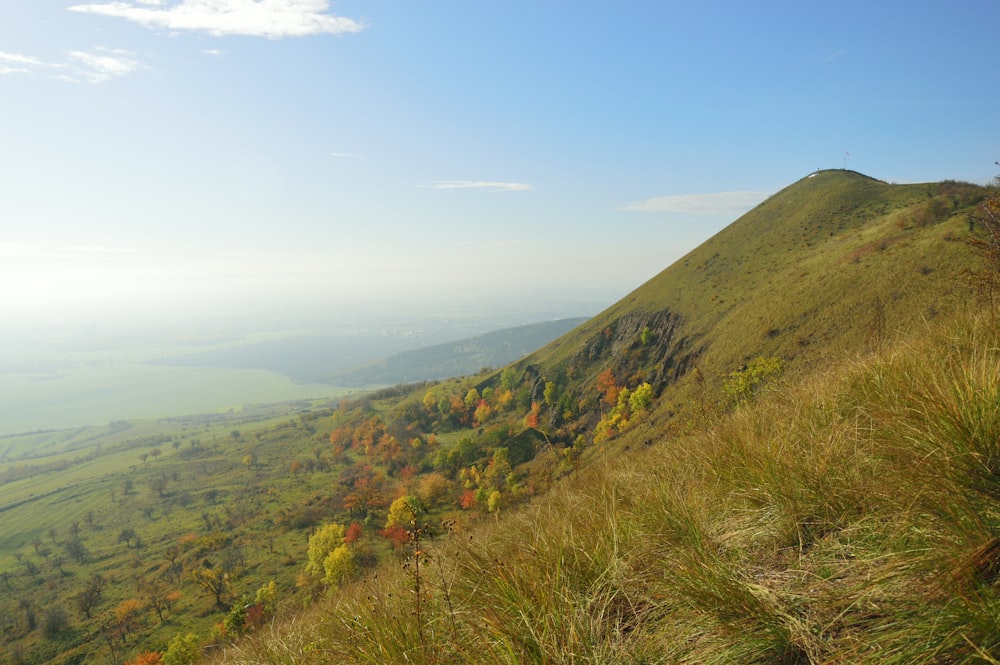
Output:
[[0, 362, 351, 436]]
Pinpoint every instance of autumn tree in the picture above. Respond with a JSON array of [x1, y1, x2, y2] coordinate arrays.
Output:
[[482, 448, 512, 492], [127, 652, 164, 665], [144, 580, 179, 622], [114, 598, 145, 641], [416, 472, 452, 507], [342, 468, 388, 518], [596, 368, 620, 406], [193, 566, 230, 608], [302, 522, 354, 588]]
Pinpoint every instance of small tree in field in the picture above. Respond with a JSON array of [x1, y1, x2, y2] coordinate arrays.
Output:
[[722, 356, 784, 407]]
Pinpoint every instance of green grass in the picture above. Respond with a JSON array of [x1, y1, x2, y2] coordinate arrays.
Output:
[[524, 171, 986, 404], [213, 305, 1000, 665], [1, 171, 994, 664]]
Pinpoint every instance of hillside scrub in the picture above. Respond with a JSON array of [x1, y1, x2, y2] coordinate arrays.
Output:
[[212, 305, 1000, 664]]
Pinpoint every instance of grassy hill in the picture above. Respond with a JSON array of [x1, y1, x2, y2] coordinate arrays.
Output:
[[512, 170, 985, 416], [208, 170, 999, 665], [0, 170, 993, 665]]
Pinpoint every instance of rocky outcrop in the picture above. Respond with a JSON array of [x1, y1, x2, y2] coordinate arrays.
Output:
[[574, 309, 701, 394]]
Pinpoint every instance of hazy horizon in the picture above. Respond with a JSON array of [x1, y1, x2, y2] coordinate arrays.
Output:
[[1, 2, 997, 432]]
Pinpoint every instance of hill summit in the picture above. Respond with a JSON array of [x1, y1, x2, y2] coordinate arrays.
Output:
[[512, 170, 986, 424]]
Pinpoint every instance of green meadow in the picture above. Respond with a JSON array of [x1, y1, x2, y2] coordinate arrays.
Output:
[[0, 361, 350, 437]]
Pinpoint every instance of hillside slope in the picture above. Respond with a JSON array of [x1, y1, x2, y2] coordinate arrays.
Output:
[[212, 176, 1000, 665], [2, 171, 990, 665], [512, 170, 985, 421]]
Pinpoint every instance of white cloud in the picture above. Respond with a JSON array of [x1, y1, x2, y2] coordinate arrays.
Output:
[[0, 48, 140, 83], [68, 0, 367, 39], [0, 51, 43, 67], [822, 49, 847, 63], [424, 180, 533, 192], [67, 48, 141, 83], [621, 190, 769, 214]]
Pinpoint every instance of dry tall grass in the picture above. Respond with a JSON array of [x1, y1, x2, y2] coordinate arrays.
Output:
[[215, 307, 1000, 665]]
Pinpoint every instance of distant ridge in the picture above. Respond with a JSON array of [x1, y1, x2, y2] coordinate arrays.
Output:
[[331, 317, 589, 386]]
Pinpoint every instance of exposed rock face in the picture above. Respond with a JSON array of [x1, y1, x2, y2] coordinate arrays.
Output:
[[575, 309, 701, 394]]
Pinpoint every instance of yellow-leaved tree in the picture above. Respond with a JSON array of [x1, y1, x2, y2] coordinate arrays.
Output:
[[302, 522, 354, 588]]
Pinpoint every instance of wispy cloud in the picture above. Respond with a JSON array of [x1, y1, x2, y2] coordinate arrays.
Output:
[[822, 49, 847, 63], [330, 152, 358, 159], [0, 51, 43, 76], [0, 48, 140, 83], [423, 180, 534, 193], [68, 0, 367, 39], [66, 48, 141, 83], [0, 52, 43, 66], [621, 190, 769, 214]]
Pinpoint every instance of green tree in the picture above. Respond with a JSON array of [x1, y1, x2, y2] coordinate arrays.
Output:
[[385, 496, 423, 530], [322, 544, 355, 587], [543, 381, 558, 407], [163, 632, 201, 665], [722, 356, 785, 406], [628, 382, 654, 412], [304, 523, 353, 587]]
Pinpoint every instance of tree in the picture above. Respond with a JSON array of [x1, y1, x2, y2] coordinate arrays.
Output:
[[114, 598, 144, 640], [145, 581, 179, 622], [596, 368, 620, 406], [75, 574, 106, 619], [148, 473, 168, 498], [628, 382, 654, 413], [126, 652, 164, 665], [722, 356, 785, 406], [162, 632, 201, 665], [322, 544, 355, 587], [193, 566, 229, 607], [41, 606, 69, 639], [304, 523, 347, 580], [500, 366, 520, 391], [385, 496, 423, 531], [463, 387, 481, 410], [543, 380, 558, 407], [416, 472, 452, 507], [118, 527, 138, 549]]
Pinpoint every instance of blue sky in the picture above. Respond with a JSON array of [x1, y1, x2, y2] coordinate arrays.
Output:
[[1, 1, 998, 329]]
